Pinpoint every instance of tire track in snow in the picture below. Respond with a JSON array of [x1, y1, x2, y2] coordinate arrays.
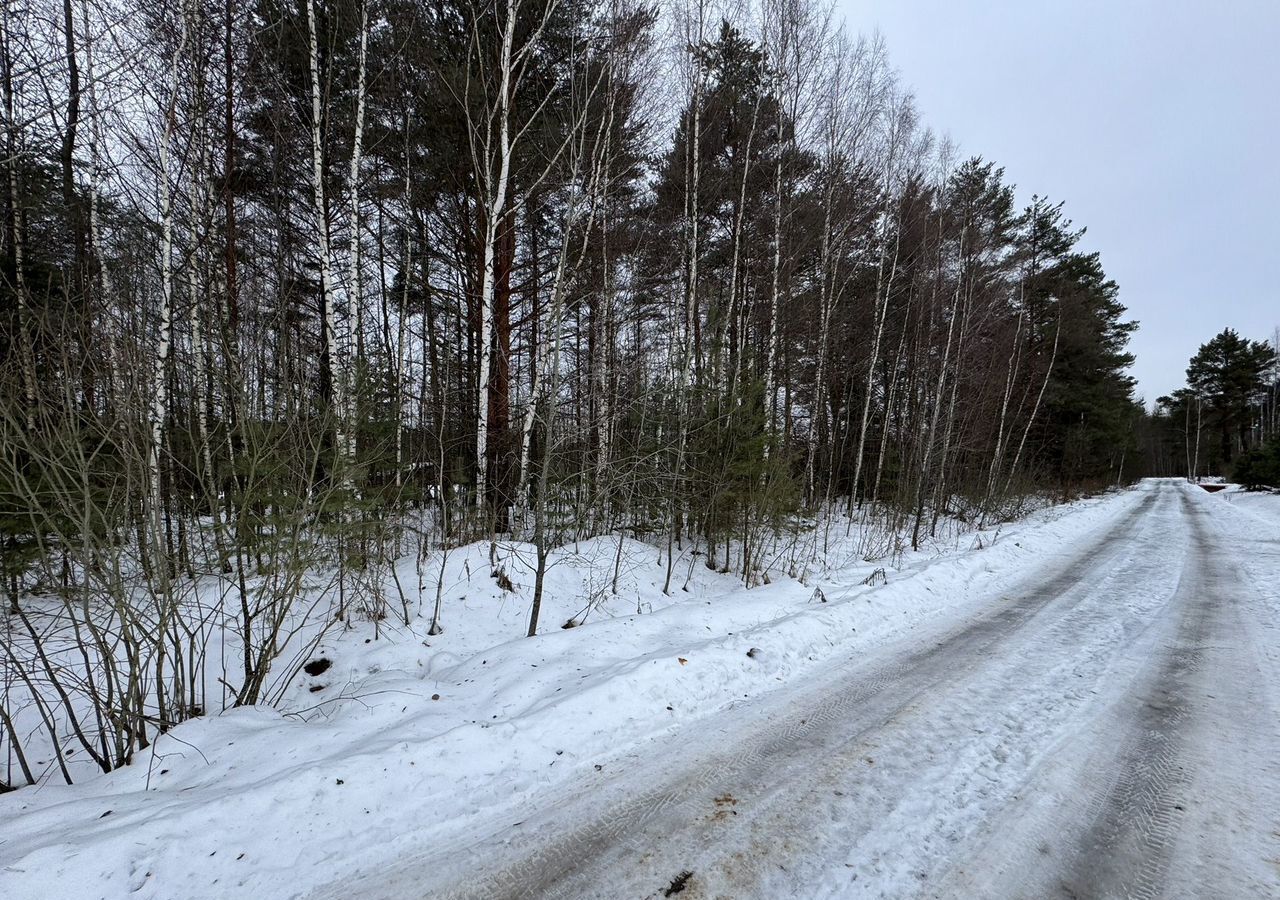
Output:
[[320, 487, 1169, 900], [923, 483, 1280, 900], [1053, 491, 1227, 900]]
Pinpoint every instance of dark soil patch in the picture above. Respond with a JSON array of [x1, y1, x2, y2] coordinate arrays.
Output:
[[303, 658, 332, 676]]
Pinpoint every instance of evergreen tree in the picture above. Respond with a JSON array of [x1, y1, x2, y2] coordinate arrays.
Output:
[[1185, 328, 1276, 469], [1036, 250, 1137, 491]]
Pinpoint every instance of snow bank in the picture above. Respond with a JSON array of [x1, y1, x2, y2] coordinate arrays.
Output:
[[0, 487, 1147, 900]]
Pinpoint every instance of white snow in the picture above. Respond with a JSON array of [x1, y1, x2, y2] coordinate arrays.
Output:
[[0, 483, 1235, 900]]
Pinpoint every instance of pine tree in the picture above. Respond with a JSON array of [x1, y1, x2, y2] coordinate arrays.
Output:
[[1185, 328, 1276, 469]]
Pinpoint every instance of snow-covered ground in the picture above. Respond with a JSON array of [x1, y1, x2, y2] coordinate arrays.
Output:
[[1219, 482, 1280, 526], [3, 481, 1276, 900]]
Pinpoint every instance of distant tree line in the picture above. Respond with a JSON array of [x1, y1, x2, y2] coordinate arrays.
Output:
[[1143, 327, 1280, 485], [1, 0, 1140, 784]]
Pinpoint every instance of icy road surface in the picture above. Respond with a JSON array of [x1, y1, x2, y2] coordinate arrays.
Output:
[[334, 481, 1280, 900]]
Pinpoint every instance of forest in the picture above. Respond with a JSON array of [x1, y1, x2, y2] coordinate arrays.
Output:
[[2, 0, 1156, 787], [1143, 327, 1280, 485]]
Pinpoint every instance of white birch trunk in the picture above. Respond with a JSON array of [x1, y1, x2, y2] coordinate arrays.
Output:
[[849, 90, 912, 508], [591, 67, 619, 514], [805, 168, 837, 502], [188, 132, 222, 551], [850, 210, 900, 506], [515, 68, 610, 513], [719, 91, 761, 397], [1004, 314, 1061, 498], [344, 0, 369, 475], [474, 0, 519, 509], [984, 307, 1025, 516], [1192, 395, 1201, 480], [148, 6, 188, 536], [765, 139, 783, 441], [306, 0, 344, 484], [665, 0, 706, 595]]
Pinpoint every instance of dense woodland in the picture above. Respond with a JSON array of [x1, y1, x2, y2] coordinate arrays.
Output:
[[2, 0, 1156, 784]]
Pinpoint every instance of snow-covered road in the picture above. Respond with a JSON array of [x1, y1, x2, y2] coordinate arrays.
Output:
[[335, 480, 1280, 900], [4, 481, 1278, 900]]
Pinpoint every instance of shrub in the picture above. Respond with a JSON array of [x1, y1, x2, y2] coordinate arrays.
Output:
[[1233, 438, 1280, 490]]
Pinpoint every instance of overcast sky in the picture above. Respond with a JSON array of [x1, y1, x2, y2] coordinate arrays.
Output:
[[852, 0, 1279, 405]]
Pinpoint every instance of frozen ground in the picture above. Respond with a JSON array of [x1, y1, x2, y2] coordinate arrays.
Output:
[[2, 480, 1277, 899]]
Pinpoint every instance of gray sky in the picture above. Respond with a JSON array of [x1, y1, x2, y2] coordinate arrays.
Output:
[[853, 0, 1279, 405]]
